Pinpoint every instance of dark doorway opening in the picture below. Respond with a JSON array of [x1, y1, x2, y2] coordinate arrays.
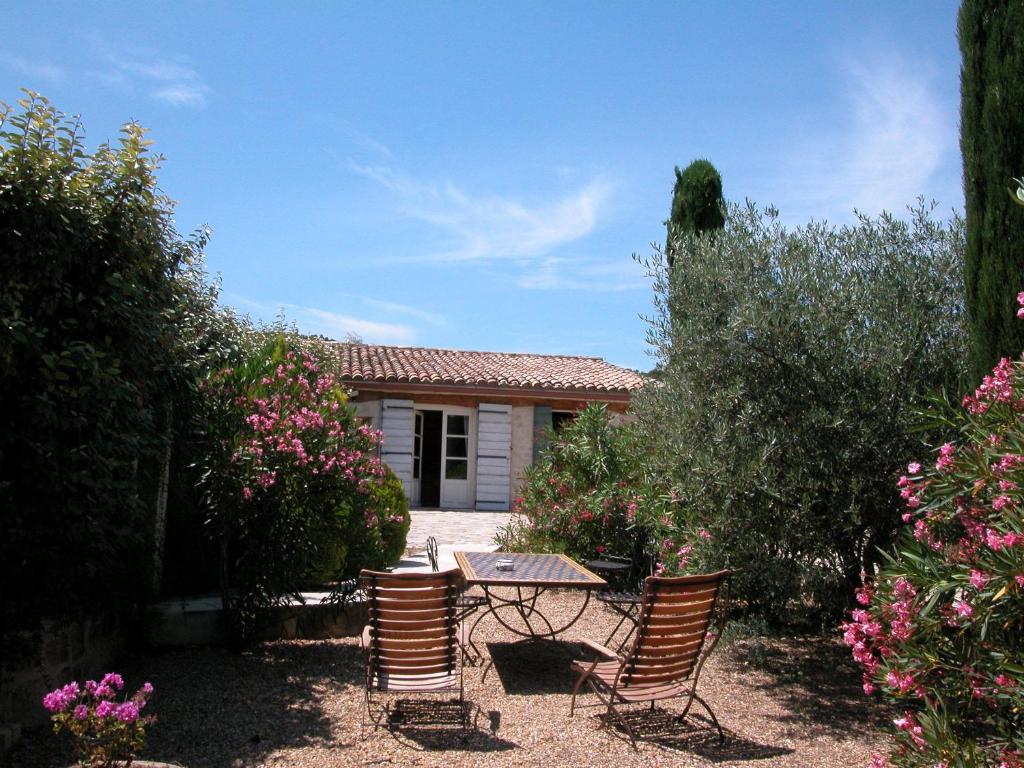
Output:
[[419, 410, 443, 507]]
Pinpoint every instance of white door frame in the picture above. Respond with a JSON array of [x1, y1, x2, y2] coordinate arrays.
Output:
[[439, 405, 474, 509]]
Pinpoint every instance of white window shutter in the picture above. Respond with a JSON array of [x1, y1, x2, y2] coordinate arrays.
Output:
[[380, 399, 415, 499], [475, 403, 512, 511]]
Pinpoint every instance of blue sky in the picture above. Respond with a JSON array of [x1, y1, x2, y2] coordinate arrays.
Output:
[[2, 2, 963, 370]]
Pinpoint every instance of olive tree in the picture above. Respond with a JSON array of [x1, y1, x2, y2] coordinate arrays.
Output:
[[635, 201, 967, 622]]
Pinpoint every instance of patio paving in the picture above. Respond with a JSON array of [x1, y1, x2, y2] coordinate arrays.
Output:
[[396, 509, 514, 573]]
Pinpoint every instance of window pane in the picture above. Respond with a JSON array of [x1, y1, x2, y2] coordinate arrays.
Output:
[[413, 458, 420, 480], [447, 414, 467, 436], [446, 436, 467, 458], [445, 459, 468, 480]]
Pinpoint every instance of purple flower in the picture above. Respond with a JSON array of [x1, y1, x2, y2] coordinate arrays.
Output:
[[73, 705, 89, 721], [42, 690, 68, 713], [100, 672, 125, 691], [95, 700, 115, 719], [116, 702, 140, 723]]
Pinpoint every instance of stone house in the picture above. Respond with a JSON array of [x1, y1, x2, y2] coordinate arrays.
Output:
[[336, 344, 645, 511]]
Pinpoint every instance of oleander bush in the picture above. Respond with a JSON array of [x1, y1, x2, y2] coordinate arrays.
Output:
[[197, 337, 406, 642], [498, 404, 714, 580], [843, 294, 1024, 767], [635, 201, 967, 623]]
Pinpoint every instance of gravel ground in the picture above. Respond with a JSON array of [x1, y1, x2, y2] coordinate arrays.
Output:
[[10, 591, 888, 768]]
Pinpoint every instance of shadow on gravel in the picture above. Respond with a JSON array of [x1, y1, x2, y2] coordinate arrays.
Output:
[[375, 700, 518, 752], [138, 641, 362, 767], [595, 708, 794, 762], [726, 636, 889, 738], [8, 640, 361, 768], [485, 640, 581, 695]]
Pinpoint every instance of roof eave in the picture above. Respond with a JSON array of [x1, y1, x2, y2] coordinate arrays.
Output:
[[341, 378, 635, 403]]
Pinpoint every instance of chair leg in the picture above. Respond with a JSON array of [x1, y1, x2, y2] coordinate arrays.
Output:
[[685, 692, 724, 744], [570, 660, 600, 716], [606, 700, 638, 750], [569, 670, 587, 716]]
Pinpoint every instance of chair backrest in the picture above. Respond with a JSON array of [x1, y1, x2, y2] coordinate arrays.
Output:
[[426, 536, 439, 572], [619, 570, 730, 688], [361, 568, 462, 681]]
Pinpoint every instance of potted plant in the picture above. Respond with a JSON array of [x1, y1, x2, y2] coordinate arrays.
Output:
[[42, 672, 171, 767]]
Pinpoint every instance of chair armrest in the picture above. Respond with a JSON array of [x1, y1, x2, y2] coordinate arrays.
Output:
[[580, 637, 620, 660]]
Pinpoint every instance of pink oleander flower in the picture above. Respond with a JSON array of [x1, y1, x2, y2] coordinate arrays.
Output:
[[969, 570, 988, 590], [907, 462, 922, 474], [95, 700, 115, 718], [953, 599, 974, 618]]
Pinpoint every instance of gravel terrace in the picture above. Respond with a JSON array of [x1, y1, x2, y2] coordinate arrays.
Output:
[[10, 591, 887, 768]]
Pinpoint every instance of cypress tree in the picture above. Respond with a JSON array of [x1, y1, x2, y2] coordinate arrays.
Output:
[[665, 159, 725, 268], [959, 0, 1024, 383]]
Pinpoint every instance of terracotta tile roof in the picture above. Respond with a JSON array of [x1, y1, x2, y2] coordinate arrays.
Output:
[[335, 344, 646, 394]]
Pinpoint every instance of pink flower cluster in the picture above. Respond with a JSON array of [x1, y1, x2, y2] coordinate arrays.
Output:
[[212, 350, 386, 504], [892, 711, 926, 750], [843, 577, 924, 696], [963, 357, 1020, 415], [43, 673, 153, 724]]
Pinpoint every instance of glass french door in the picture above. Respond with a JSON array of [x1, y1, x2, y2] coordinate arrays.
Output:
[[440, 409, 471, 508]]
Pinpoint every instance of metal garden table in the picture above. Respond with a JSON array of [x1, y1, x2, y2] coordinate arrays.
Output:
[[453, 551, 607, 650]]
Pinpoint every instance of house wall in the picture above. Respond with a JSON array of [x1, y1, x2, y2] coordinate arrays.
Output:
[[510, 405, 535, 501], [346, 387, 631, 511]]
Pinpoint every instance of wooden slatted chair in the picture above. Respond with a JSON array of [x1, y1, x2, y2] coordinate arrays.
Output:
[[569, 570, 730, 748], [360, 568, 469, 733], [426, 536, 488, 663]]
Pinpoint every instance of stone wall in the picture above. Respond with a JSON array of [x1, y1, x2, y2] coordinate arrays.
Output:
[[1, 613, 125, 730]]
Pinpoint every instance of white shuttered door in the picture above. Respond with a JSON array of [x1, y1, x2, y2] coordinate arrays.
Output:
[[380, 399, 415, 499], [475, 403, 512, 511]]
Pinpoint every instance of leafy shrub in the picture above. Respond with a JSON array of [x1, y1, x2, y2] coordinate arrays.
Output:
[[0, 92, 224, 624], [501, 405, 646, 558], [636, 201, 967, 623], [197, 337, 396, 642], [371, 465, 411, 565], [499, 404, 713, 581], [843, 295, 1024, 768]]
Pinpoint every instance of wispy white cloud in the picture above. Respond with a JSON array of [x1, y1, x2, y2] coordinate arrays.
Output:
[[220, 293, 417, 344], [0, 53, 64, 82], [516, 256, 648, 292], [117, 57, 209, 107], [292, 306, 415, 344], [360, 297, 446, 326], [76, 34, 211, 108], [350, 163, 612, 263], [771, 51, 954, 222], [152, 83, 208, 106]]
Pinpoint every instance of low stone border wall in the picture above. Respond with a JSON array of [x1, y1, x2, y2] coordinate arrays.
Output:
[[1, 612, 125, 732], [144, 596, 367, 647]]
